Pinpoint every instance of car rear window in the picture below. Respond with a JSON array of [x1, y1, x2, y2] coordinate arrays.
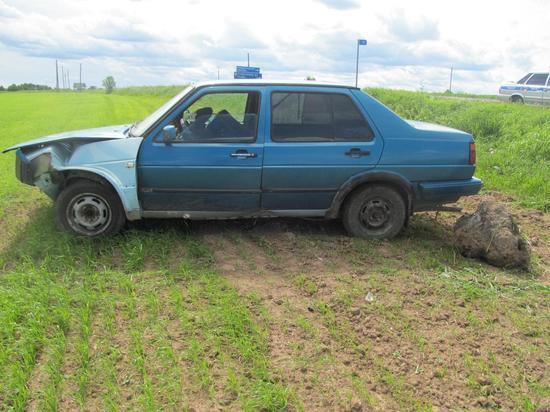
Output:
[[271, 92, 373, 142]]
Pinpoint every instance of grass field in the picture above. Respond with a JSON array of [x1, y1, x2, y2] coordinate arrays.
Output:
[[0, 89, 548, 411]]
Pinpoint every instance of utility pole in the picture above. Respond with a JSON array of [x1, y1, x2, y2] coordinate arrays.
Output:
[[61, 66, 65, 89], [247, 52, 250, 67], [79, 63, 82, 91], [67, 70, 70, 90], [55, 60, 59, 90], [217, 66, 220, 80], [449, 65, 454, 93], [355, 39, 367, 88]]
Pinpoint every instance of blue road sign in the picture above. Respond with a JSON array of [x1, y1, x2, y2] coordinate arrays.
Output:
[[358, 39, 367, 45], [234, 65, 262, 79], [234, 72, 262, 79], [236, 65, 260, 74]]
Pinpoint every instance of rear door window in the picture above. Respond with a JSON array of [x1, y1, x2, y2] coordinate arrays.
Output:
[[526, 73, 548, 86], [271, 92, 373, 142]]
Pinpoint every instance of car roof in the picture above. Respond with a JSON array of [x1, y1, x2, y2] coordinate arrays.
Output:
[[192, 79, 359, 90]]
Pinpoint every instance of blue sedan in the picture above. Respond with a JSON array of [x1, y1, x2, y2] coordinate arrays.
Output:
[[4, 80, 482, 238]]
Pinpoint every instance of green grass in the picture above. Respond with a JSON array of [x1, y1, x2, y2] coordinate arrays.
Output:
[[113, 85, 184, 96], [0, 91, 170, 217], [0, 88, 548, 411]]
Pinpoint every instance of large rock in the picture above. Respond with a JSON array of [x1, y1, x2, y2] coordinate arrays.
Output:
[[454, 201, 530, 269]]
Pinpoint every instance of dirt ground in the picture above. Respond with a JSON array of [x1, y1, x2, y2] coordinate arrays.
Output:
[[2, 192, 548, 411], [192, 192, 549, 410]]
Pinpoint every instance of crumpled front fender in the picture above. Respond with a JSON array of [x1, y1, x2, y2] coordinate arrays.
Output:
[[14, 137, 143, 220]]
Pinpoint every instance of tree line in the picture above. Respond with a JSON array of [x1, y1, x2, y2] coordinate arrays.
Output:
[[1, 77, 116, 93], [0, 83, 53, 91]]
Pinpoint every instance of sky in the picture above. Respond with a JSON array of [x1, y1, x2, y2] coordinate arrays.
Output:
[[0, 0, 549, 94]]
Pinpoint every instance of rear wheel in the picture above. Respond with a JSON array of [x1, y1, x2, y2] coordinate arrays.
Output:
[[342, 185, 406, 239], [56, 181, 126, 237]]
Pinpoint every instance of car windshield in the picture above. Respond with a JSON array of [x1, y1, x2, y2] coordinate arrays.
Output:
[[130, 86, 194, 136]]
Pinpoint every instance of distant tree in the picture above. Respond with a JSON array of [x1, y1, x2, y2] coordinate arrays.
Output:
[[7, 84, 18, 91], [88, 85, 97, 90], [0, 85, 4, 91], [102, 76, 116, 94], [306, 75, 316, 81]]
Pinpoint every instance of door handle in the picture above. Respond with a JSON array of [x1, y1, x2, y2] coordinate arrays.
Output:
[[345, 148, 370, 157], [230, 149, 257, 158]]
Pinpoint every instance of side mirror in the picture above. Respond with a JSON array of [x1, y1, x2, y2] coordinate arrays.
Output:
[[162, 125, 177, 143]]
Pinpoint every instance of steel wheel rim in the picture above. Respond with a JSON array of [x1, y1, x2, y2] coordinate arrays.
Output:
[[359, 197, 391, 230], [67, 193, 111, 235]]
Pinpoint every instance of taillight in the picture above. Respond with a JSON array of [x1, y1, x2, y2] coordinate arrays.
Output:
[[469, 142, 476, 165]]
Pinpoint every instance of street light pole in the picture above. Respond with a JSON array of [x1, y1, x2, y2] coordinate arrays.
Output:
[[355, 42, 359, 88], [355, 39, 367, 88]]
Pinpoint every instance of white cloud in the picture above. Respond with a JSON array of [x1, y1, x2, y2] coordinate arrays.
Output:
[[0, 0, 20, 18], [314, 0, 361, 9], [0, 0, 548, 93]]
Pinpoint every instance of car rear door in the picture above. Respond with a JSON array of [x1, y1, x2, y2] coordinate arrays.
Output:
[[137, 86, 265, 213], [524, 73, 548, 103], [261, 86, 383, 212], [544, 74, 550, 104]]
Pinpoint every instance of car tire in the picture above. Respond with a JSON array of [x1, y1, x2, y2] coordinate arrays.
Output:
[[55, 180, 126, 237], [510, 95, 524, 104], [342, 185, 406, 239]]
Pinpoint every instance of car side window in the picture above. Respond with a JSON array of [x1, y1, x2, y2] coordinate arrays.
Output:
[[158, 91, 260, 143], [271, 92, 373, 142], [526, 73, 548, 86], [517, 73, 532, 84]]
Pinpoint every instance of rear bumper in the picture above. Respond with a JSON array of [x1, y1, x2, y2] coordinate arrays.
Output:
[[414, 177, 482, 211]]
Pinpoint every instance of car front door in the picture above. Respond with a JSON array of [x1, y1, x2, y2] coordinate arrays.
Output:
[[137, 87, 265, 213], [261, 87, 383, 212]]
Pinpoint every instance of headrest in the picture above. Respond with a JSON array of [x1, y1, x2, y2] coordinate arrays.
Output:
[[195, 107, 213, 118]]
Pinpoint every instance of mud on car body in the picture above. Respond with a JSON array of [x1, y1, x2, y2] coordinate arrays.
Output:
[[4, 80, 482, 238]]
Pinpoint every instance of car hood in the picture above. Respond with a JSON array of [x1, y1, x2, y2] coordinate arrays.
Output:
[[2, 124, 131, 153], [406, 120, 470, 135]]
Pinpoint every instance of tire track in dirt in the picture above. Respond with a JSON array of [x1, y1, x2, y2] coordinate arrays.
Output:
[[56, 321, 84, 411], [201, 218, 535, 410], [81, 275, 202, 411], [82, 307, 119, 411], [135, 282, 209, 411], [24, 339, 57, 411], [202, 226, 399, 411]]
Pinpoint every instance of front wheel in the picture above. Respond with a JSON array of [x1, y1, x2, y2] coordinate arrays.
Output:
[[510, 95, 524, 104], [55, 180, 126, 237], [342, 185, 406, 239]]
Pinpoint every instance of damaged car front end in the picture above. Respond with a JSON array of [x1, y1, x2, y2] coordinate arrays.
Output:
[[4, 125, 143, 234], [3, 86, 195, 237]]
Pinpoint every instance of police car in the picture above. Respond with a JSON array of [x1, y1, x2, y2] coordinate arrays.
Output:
[[498, 72, 550, 104]]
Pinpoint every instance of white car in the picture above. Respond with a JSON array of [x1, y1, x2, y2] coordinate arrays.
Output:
[[498, 72, 550, 104]]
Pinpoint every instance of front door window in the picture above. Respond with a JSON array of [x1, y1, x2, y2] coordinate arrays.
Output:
[[160, 92, 260, 143]]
